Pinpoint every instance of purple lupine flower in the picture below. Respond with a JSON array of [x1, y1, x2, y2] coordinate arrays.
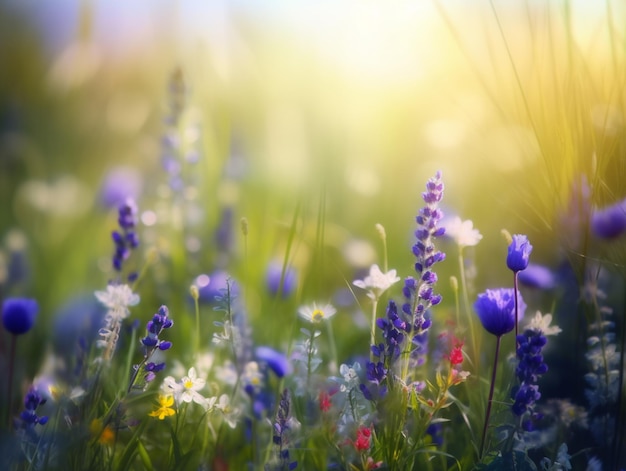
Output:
[[2, 297, 38, 335], [517, 263, 556, 290], [475, 289, 525, 338], [401, 171, 445, 366], [100, 166, 142, 209], [266, 261, 298, 298], [111, 199, 139, 280], [17, 387, 48, 429], [511, 328, 549, 430], [506, 235, 533, 273], [130, 305, 173, 390], [591, 198, 626, 239], [270, 389, 298, 471], [141, 305, 173, 352], [361, 173, 446, 401]]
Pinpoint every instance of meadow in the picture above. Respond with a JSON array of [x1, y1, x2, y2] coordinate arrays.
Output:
[[0, 1, 625, 470]]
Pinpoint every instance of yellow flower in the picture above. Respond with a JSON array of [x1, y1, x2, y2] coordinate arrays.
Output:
[[149, 394, 176, 420], [90, 418, 116, 445]]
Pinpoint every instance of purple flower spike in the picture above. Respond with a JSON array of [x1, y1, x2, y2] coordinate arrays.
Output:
[[256, 346, 291, 377], [100, 166, 143, 209], [2, 297, 38, 335], [474, 288, 525, 337], [591, 198, 626, 239], [507, 235, 533, 273]]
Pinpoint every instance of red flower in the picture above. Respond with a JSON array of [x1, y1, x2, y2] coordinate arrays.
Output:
[[354, 425, 372, 452], [319, 391, 332, 412], [448, 338, 464, 366]]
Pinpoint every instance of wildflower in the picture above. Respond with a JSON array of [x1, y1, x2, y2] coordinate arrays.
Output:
[[94, 283, 140, 315], [255, 346, 291, 378], [95, 283, 139, 361], [17, 387, 48, 429], [266, 260, 298, 298], [2, 297, 38, 335], [525, 311, 562, 336], [338, 362, 362, 392], [365, 457, 383, 470], [90, 418, 116, 445], [517, 263, 556, 290], [319, 391, 332, 412], [99, 166, 142, 208], [590, 197, 626, 239], [128, 305, 173, 390], [149, 394, 176, 420], [511, 330, 548, 420], [353, 264, 400, 300], [111, 198, 139, 277], [242, 361, 263, 395], [399, 171, 446, 371], [215, 394, 239, 428], [353, 425, 372, 452], [298, 302, 337, 323], [197, 270, 240, 304], [163, 367, 207, 406], [448, 339, 464, 366], [270, 389, 298, 471], [474, 288, 524, 338], [506, 234, 533, 273], [141, 305, 174, 351], [444, 216, 483, 248], [475, 288, 525, 457]]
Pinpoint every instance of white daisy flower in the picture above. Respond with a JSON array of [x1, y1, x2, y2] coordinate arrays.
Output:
[[444, 217, 483, 248], [162, 367, 207, 406], [353, 264, 400, 300], [298, 302, 337, 323], [215, 394, 239, 428]]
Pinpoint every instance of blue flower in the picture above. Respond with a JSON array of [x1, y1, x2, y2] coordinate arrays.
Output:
[[17, 387, 48, 429], [517, 263, 556, 290], [196, 270, 240, 304], [474, 289, 525, 337], [255, 346, 291, 378], [99, 166, 142, 208], [591, 198, 626, 239], [2, 297, 38, 335], [266, 261, 297, 298], [506, 234, 533, 272]]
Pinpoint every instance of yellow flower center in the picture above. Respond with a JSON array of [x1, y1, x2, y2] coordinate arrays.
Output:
[[184, 379, 193, 389], [312, 309, 324, 321]]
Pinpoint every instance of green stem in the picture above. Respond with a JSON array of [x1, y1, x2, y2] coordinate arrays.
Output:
[[369, 299, 379, 363], [194, 293, 201, 354], [513, 272, 520, 340], [458, 248, 478, 369], [480, 335, 502, 460], [6, 334, 16, 429], [326, 321, 338, 375]]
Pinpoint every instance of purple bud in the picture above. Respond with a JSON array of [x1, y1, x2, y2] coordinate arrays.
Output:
[[507, 235, 533, 272], [2, 298, 38, 335], [591, 198, 626, 239], [158, 341, 172, 351]]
